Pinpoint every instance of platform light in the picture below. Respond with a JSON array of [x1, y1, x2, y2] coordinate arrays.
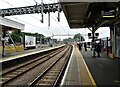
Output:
[[102, 15, 115, 18]]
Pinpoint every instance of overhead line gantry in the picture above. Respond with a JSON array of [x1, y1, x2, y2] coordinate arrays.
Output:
[[0, 2, 62, 57], [0, 3, 61, 16], [0, 3, 62, 23]]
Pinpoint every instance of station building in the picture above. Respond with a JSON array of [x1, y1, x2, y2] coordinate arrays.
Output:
[[0, 16, 25, 56], [110, 19, 120, 58]]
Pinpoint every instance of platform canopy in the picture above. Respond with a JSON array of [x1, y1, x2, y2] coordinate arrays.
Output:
[[0, 16, 24, 31], [60, 1, 120, 29]]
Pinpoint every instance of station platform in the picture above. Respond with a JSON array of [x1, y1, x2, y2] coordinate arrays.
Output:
[[80, 48, 120, 86], [61, 46, 96, 86], [0, 44, 64, 63], [1, 45, 119, 86], [61, 46, 120, 86]]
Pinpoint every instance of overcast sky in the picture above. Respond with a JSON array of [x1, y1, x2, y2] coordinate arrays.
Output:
[[0, 0, 110, 41]]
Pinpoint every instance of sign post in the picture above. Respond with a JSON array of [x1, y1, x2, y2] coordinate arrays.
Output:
[[88, 30, 99, 57]]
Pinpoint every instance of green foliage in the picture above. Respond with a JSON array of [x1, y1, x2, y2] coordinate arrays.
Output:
[[63, 37, 74, 43], [10, 31, 21, 43], [46, 37, 51, 42], [10, 31, 47, 44], [25, 32, 45, 38], [73, 33, 85, 41]]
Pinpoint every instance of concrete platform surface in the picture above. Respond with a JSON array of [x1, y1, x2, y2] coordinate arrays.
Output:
[[61, 46, 96, 86], [81, 48, 120, 86]]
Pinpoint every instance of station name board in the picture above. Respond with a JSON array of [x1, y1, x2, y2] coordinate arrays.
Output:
[[101, 8, 116, 19]]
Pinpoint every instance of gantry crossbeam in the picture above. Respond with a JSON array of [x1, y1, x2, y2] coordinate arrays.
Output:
[[0, 3, 61, 17]]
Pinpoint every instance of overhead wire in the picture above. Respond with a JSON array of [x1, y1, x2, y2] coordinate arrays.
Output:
[[1, 0, 53, 34], [12, 17, 53, 33], [2, 0, 71, 38], [24, 0, 68, 35], [21, 0, 42, 22], [50, 15, 68, 34], [23, 0, 62, 35], [31, 0, 68, 34], [2, 0, 14, 7]]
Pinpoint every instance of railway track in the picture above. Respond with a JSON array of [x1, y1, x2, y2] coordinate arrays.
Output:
[[1, 46, 65, 74], [1, 46, 70, 86], [28, 46, 72, 86]]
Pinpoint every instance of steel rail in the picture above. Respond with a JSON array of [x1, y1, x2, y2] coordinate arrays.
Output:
[[1, 46, 65, 75], [28, 46, 71, 87], [53, 46, 72, 87], [1, 46, 66, 86]]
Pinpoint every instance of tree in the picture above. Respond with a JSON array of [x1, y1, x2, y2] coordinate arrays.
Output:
[[46, 37, 51, 42], [10, 31, 46, 44], [73, 33, 85, 41], [10, 31, 21, 43]]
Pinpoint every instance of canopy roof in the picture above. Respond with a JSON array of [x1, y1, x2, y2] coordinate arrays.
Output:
[[0, 16, 24, 31], [60, 1, 120, 29]]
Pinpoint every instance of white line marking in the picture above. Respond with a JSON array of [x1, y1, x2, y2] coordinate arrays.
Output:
[[60, 45, 74, 85]]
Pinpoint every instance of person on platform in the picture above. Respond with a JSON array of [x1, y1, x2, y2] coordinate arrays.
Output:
[[84, 42, 87, 51], [74, 41, 77, 48], [95, 43, 101, 57], [78, 43, 82, 51]]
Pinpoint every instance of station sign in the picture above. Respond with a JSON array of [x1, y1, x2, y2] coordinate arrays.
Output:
[[101, 8, 116, 19], [88, 33, 99, 37], [88, 33, 92, 37], [95, 33, 99, 37]]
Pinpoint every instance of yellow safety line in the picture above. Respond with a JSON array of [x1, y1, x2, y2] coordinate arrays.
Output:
[[79, 50, 97, 87]]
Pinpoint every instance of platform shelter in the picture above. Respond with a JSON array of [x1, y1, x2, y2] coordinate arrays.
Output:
[[0, 16, 24, 57]]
